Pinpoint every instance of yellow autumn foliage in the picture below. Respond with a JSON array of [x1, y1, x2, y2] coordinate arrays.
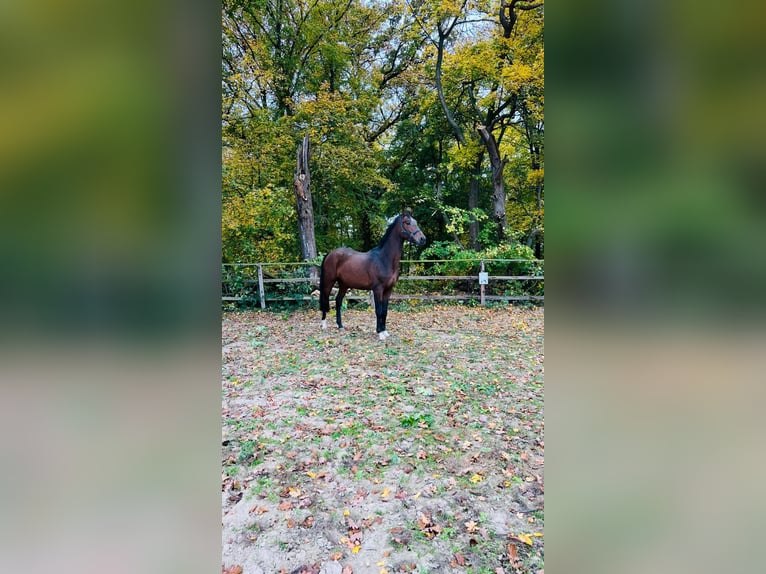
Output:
[[221, 185, 297, 263]]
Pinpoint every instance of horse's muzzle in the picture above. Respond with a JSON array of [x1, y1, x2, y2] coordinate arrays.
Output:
[[408, 229, 426, 246]]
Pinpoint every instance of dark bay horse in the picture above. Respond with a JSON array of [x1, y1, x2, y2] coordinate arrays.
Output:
[[319, 212, 426, 340]]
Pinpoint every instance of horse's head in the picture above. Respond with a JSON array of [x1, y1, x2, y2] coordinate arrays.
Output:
[[401, 212, 426, 246]]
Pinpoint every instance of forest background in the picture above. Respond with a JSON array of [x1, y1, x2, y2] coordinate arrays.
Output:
[[222, 0, 544, 269]]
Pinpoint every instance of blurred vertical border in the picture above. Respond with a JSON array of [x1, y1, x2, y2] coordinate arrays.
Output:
[[0, 1, 221, 573], [547, 1, 766, 573]]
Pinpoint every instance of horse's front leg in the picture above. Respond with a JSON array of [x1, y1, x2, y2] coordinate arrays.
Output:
[[379, 291, 392, 340], [335, 285, 348, 329], [373, 289, 389, 340], [372, 289, 386, 339]]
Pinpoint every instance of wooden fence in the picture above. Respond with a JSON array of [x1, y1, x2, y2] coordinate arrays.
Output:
[[222, 259, 544, 308]]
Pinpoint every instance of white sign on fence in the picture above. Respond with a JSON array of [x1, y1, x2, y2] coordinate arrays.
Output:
[[478, 272, 489, 285]]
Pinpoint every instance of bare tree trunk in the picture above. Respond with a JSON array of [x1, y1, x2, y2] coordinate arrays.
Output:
[[468, 154, 483, 250], [294, 133, 318, 285], [477, 125, 508, 242]]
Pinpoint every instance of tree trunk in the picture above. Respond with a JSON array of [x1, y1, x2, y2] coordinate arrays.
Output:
[[435, 31, 466, 146], [294, 134, 318, 285], [468, 154, 483, 250], [477, 125, 508, 242]]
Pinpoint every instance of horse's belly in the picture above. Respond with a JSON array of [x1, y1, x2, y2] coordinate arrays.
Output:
[[336, 256, 372, 289]]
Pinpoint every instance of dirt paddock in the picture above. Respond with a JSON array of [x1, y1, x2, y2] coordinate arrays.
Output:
[[222, 304, 544, 574]]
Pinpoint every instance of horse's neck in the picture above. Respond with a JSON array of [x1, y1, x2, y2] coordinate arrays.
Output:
[[379, 235, 404, 270]]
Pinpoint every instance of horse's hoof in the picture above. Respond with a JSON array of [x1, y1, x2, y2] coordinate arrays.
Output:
[[321, 320, 327, 330], [378, 331, 389, 340]]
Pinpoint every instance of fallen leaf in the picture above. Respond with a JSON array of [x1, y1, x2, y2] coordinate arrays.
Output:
[[416, 512, 442, 538], [507, 542, 518, 560], [510, 533, 533, 545], [508, 541, 523, 571], [277, 501, 293, 511], [330, 552, 343, 561], [465, 520, 479, 533], [341, 566, 353, 574], [300, 515, 315, 528], [470, 473, 483, 484], [222, 566, 243, 574]]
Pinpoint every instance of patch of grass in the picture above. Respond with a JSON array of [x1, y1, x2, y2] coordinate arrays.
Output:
[[382, 381, 407, 396], [237, 440, 258, 463], [401, 412, 434, 428], [250, 476, 273, 496], [331, 420, 365, 439], [439, 526, 458, 540]]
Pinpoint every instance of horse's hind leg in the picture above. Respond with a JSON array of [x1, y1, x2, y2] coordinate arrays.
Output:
[[320, 288, 331, 330], [319, 265, 332, 330], [335, 285, 349, 329]]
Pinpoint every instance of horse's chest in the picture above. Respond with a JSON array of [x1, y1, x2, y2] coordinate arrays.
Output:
[[384, 270, 399, 288]]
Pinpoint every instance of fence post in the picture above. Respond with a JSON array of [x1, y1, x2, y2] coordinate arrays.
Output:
[[258, 264, 266, 309], [481, 261, 486, 306]]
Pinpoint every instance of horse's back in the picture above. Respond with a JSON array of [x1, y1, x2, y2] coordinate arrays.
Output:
[[326, 247, 373, 289]]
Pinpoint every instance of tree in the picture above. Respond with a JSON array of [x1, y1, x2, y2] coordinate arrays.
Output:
[[408, 0, 544, 245], [293, 134, 318, 284], [221, 0, 543, 263]]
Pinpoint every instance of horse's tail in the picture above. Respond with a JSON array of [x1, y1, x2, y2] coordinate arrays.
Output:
[[319, 253, 330, 313]]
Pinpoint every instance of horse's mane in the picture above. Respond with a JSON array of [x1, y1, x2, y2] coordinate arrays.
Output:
[[375, 214, 402, 250]]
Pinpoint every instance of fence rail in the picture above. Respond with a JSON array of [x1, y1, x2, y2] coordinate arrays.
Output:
[[222, 258, 544, 308]]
